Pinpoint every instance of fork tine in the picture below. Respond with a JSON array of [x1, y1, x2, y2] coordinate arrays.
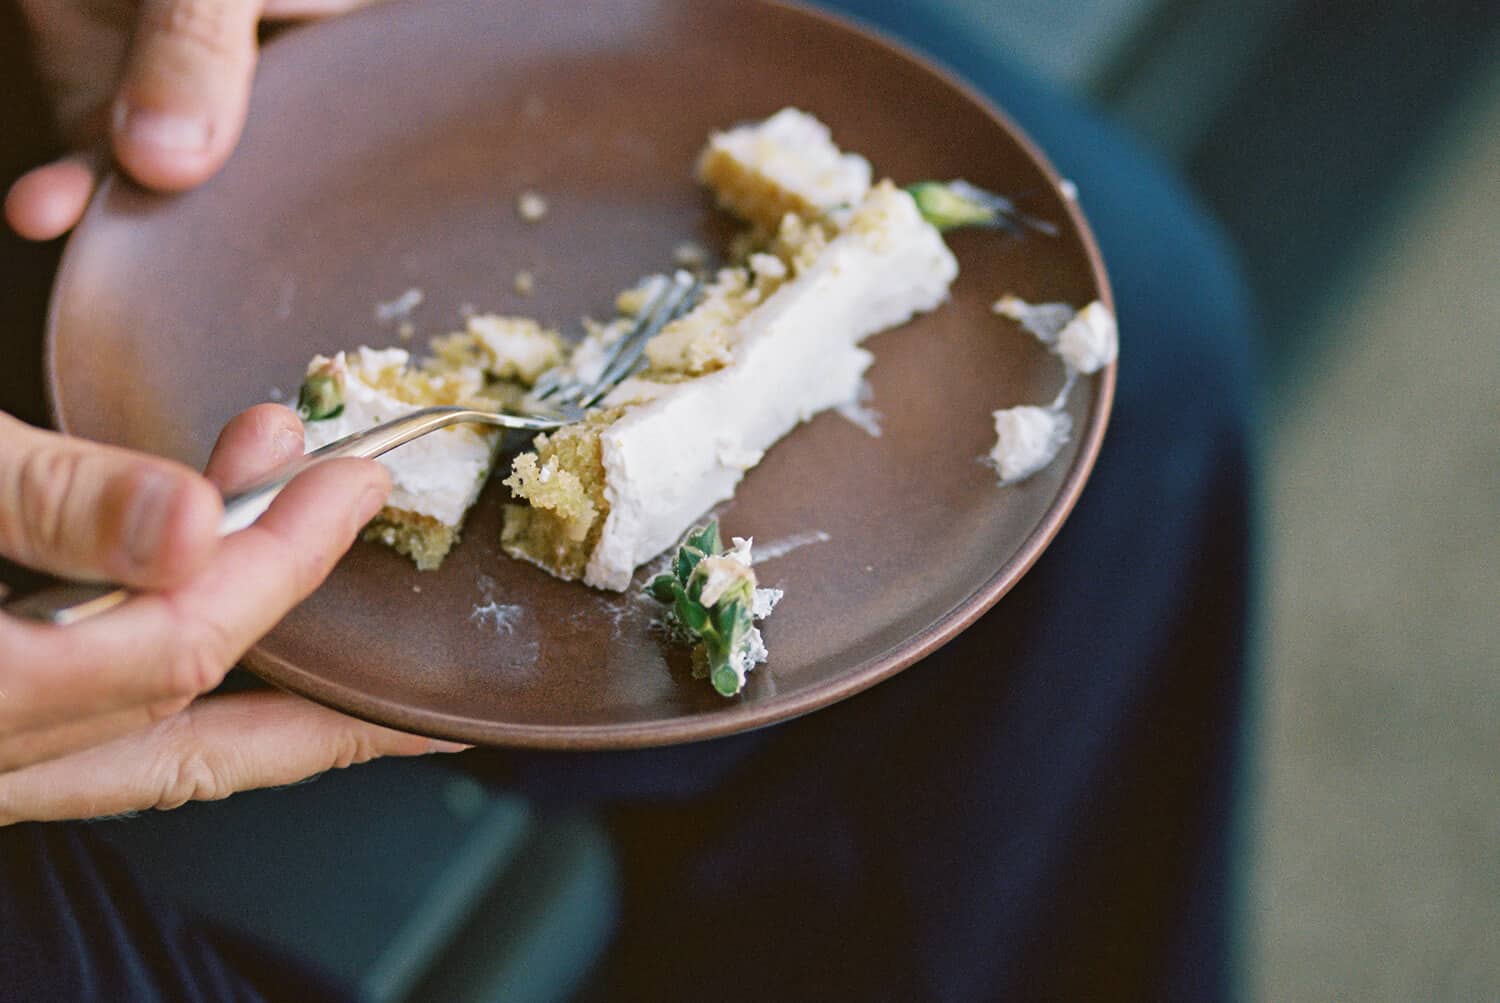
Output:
[[530, 273, 675, 405], [580, 272, 699, 407], [523, 269, 701, 423], [529, 272, 668, 402]]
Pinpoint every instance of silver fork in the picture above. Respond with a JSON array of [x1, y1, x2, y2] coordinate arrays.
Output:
[[6, 271, 701, 626]]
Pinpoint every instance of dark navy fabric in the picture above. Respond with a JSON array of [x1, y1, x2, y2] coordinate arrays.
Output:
[[0, 9, 1257, 1002], [0, 822, 359, 1003]]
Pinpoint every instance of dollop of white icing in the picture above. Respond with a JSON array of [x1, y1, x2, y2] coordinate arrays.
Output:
[[1055, 301, 1118, 374], [989, 405, 1072, 485], [751, 587, 783, 621]]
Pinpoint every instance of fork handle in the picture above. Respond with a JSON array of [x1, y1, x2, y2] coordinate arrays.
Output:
[[2, 407, 533, 627]]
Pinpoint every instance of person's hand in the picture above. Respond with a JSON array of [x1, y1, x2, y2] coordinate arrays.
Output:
[[5, 0, 379, 240], [0, 404, 464, 826]]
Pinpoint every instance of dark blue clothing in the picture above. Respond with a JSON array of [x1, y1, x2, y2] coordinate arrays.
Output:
[[0, 11, 1256, 1002]]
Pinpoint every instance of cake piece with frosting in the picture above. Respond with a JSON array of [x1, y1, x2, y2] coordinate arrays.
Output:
[[696, 107, 872, 233], [297, 347, 507, 570]]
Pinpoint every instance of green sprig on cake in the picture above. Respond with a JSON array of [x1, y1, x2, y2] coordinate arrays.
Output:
[[905, 179, 1057, 235], [647, 521, 780, 697]]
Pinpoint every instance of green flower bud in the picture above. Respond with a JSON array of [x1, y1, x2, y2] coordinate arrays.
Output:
[[905, 179, 1058, 236], [648, 574, 681, 604], [297, 372, 344, 421], [906, 181, 999, 232]]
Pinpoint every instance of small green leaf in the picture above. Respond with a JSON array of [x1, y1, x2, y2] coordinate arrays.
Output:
[[686, 520, 721, 556], [674, 597, 709, 634], [713, 601, 735, 637], [714, 599, 748, 642], [676, 545, 709, 584]]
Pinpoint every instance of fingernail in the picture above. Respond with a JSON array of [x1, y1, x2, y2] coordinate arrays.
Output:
[[427, 740, 472, 754], [274, 426, 305, 464], [354, 482, 388, 526], [124, 471, 175, 567], [115, 103, 211, 153]]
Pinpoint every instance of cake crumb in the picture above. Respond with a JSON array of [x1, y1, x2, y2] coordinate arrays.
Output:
[[673, 241, 709, 269], [375, 287, 424, 324], [397, 321, 415, 341], [412, 585, 422, 593], [516, 190, 549, 223], [513, 269, 536, 296]]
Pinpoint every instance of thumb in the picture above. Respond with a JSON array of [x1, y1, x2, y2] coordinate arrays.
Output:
[[0, 414, 222, 589], [110, 0, 264, 193]]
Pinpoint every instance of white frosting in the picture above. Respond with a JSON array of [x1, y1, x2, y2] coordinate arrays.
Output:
[[301, 348, 497, 527], [989, 405, 1072, 484], [704, 107, 872, 213], [583, 183, 957, 590], [751, 587, 782, 621], [739, 590, 780, 683], [834, 378, 882, 437], [1056, 300, 1118, 374], [984, 297, 1114, 484], [993, 295, 1117, 374]]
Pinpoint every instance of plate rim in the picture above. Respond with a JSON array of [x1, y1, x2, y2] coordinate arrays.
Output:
[[44, 0, 1115, 749]]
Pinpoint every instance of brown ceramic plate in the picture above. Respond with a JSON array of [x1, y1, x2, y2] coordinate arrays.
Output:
[[47, 0, 1114, 749]]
